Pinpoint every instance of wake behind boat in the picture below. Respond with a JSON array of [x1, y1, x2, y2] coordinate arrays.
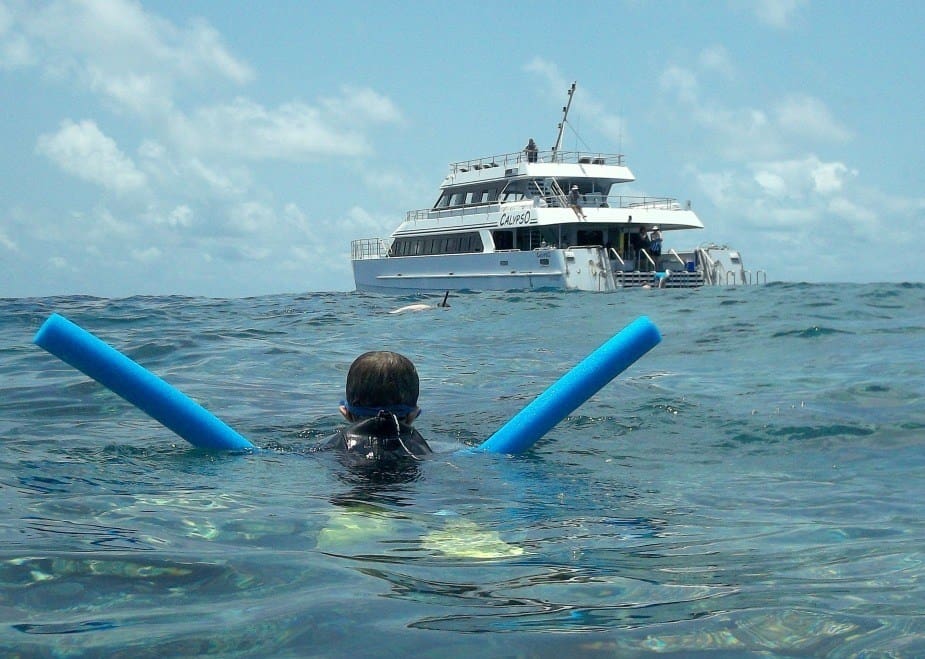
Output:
[[352, 83, 765, 293]]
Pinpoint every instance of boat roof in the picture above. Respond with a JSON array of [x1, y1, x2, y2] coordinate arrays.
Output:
[[440, 149, 635, 189]]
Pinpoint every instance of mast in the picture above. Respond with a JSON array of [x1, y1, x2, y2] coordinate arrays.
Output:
[[551, 81, 576, 160]]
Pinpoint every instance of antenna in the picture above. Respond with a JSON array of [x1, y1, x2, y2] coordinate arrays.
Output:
[[551, 81, 576, 160]]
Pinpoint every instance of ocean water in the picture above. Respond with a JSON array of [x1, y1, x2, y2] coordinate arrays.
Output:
[[1, 283, 923, 657]]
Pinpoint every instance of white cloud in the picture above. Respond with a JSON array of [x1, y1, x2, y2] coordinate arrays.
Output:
[[744, 0, 807, 29], [131, 246, 162, 263], [1, 3, 411, 295], [137, 140, 249, 198], [526, 58, 626, 144], [87, 68, 173, 117], [0, 32, 31, 68], [660, 65, 701, 107], [323, 85, 403, 124], [754, 171, 787, 196], [227, 200, 274, 235], [179, 17, 253, 84], [775, 95, 852, 143], [345, 205, 383, 234], [281, 202, 312, 235], [524, 57, 564, 92], [171, 98, 371, 160], [212, 241, 272, 263], [36, 119, 147, 193], [751, 156, 855, 199], [660, 58, 774, 161], [0, 2, 34, 70], [698, 46, 736, 79], [0, 2, 10, 34], [693, 170, 736, 208], [6, 2, 401, 163], [691, 153, 876, 281], [0, 227, 18, 251], [659, 57, 852, 161], [21, 0, 252, 83], [86, 206, 137, 242], [0, 0, 254, 127], [691, 156, 856, 225], [827, 197, 877, 228], [811, 161, 851, 194], [162, 204, 193, 228]]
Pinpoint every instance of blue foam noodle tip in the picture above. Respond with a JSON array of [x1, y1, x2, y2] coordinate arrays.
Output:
[[474, 316, 661, 454], [33, 313, 255, 451]]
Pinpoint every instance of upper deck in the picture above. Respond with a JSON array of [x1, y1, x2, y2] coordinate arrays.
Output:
[[449, 148, 624, 174], [441, 148, 635, 189]]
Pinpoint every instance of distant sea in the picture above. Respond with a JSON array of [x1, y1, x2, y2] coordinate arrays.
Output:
[[1, 283, 923, 656]]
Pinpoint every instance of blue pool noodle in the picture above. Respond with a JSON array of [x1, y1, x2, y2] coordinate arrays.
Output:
[[33, 313, 255, 451], [475, 316, 661, 454]]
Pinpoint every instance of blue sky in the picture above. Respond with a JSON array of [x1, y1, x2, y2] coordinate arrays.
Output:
[[2, 0, 923, 297]]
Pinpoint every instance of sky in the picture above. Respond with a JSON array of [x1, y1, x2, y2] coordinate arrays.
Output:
[[1, 0, 923, 298]]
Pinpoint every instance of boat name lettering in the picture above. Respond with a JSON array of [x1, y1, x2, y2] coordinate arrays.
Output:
[[498, 210, 535, 227]]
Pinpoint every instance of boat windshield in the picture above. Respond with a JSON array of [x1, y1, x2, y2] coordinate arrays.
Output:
[[433, 178, 618, 210]]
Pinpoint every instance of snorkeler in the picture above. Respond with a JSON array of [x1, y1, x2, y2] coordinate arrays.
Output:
[[321, 351, 432, 469]]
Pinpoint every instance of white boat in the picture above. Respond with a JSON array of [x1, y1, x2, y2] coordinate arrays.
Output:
[[352, 83, 764, 293]]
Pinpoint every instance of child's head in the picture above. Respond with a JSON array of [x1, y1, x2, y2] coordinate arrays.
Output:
[[340, 351, 420, 423]]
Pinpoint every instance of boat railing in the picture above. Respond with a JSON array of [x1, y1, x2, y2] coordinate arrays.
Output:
[[696, 247, 717, 285], [351, 238, 391, 260], [624, 197, 683, 210], [748, 270, 768, 285], [639, 249, 656, 271], [547, 193, 681, 210], [608, 247, 625, 266], [449, 149, 624, 174], [406, 201, 506, 223], [405, 194, 682, 223]]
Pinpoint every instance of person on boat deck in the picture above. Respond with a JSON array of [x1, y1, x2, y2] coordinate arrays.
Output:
[[321, 351, 432, 470], [630, 225, 650, 267], [648, 226, 663, 264], [524, 138, 538, 163], [569, 185, 586, 220]]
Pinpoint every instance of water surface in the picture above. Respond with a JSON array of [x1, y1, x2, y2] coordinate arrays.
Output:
[[1, 283, 924, 656]]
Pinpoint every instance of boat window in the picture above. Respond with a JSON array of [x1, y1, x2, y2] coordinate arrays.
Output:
[[439, 188, 495, 208], [492, 230, 514, 250], [576, 230, 603, 246], [388, 232, 484, 256], [517, 229, 543, 251], [539, 229, 559, 246], [500, 182, 527, 202]]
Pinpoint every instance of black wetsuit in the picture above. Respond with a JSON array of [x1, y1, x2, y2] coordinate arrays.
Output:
[[322, 411, 432, 471]]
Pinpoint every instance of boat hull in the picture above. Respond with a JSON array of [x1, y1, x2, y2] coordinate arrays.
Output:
[[352, 247, 701, 293]]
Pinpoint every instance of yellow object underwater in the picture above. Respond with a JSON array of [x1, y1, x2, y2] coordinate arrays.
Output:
[[316, 509, 523, 559], [316, 509, 399, 552], [422, 519, 524, 559]]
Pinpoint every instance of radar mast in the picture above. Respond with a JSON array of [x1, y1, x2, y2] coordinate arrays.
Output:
[[551, 81, 576, 160]]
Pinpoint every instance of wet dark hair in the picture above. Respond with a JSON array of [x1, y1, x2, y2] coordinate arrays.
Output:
[[345, 351, 419, 412]]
